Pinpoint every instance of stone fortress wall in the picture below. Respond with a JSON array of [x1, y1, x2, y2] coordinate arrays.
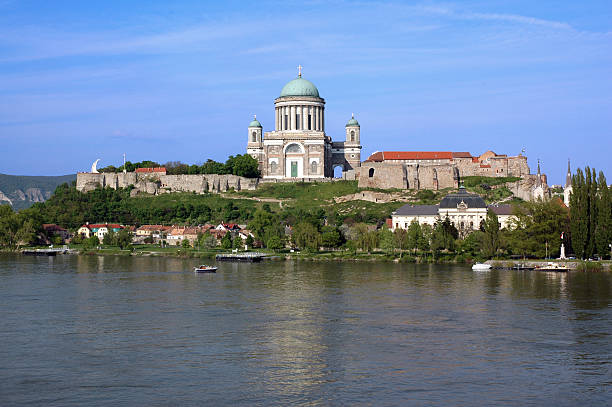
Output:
[[76, 172, 259, 195]]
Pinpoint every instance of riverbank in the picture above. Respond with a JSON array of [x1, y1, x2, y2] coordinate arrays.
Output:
[[7, 246, 612, 270]]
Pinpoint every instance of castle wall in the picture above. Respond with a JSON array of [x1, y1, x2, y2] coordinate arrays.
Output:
[[76, 172, 258, 195]]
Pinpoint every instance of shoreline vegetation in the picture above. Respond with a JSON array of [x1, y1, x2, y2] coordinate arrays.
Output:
[[5, 245, 611, 271]]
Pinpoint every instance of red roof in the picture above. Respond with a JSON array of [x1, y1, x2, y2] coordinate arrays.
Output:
[[452, 152, 472, 158], [81, 223, 124, 230], [367, 151, 455, 161], [480, 164, 491, 168], [135, 167, 166, 173]]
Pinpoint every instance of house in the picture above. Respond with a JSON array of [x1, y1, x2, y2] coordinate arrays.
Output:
[[77, 223, 124, 240], [135, 225, 172, 238], [167, 227, 186, 245], [215, 223, 241, 232]]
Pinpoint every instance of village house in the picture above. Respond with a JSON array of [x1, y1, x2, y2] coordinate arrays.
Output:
[[77, 223, 124, 240]]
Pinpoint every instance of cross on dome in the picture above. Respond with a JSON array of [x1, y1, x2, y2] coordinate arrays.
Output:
[[297, 64, 303, 77]]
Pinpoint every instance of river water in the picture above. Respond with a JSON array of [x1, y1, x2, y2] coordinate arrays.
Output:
[[1, 255, 611, 406]]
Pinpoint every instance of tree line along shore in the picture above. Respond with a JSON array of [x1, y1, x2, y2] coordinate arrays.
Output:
[[1, 166, 610, 268]]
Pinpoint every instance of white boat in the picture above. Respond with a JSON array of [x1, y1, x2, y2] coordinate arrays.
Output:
[[472, 263, 492, 271], [193, 265, 217, 273], [536, 262, 569, 272]]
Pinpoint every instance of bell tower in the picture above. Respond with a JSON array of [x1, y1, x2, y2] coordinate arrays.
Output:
[[345, 113, 360, 144]]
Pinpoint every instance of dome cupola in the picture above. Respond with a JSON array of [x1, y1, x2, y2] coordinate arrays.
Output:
[[346, 113, 360, 127]]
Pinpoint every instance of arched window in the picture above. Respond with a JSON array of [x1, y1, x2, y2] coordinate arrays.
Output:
[[350, 130, 355, 142], [251, 131, 257, 142], [285, 143, 302, 154], [369, 168, 375, 178], [310, 161, 318, 174]]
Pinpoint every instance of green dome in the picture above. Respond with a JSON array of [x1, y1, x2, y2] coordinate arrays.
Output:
[[248, 117, 262, 128], [345, 115, 360, 127], [280, 77, 320, 98]]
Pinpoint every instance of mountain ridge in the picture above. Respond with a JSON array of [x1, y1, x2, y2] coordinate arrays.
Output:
[[0, 173, 76, 210]]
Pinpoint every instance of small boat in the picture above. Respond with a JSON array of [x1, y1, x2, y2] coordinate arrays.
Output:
[[193, 265, 217, 273], [472, 263, 492, 271], [536, 262, 569, 272]]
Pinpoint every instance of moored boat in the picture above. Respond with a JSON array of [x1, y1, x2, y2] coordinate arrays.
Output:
[[472, 263, 492, 271], [193, 265, 217, 273], [536, 262, 569, 272]]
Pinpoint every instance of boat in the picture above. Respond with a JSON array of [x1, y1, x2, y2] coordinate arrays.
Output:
[[536, 262, 569, 272], [193, 265, 217, 273], [512, 263, 535, 270], [472, 263, 492, 271]]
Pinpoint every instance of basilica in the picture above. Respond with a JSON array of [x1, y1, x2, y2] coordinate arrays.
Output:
[[247, 68, 362, 180]]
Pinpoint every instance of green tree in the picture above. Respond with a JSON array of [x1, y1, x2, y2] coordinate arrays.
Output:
[[320, 226, 343, 248], [84, 235, 100, 249], [116, 229, 133, 249], [245, 235, 254, 248], [393, 228, 408, 254], [182, 238, 192, 249], [481, 210, 501, 258], [595, 171, 611, 259], [292, 222, 321, 252], [267, 236, 284, 251], [233, 236, 243, 249], [378, 228, 395, 253], [231, 154, 261, 178], [221, 232, 233, 249], [406, 220, 423, 254], [103, 230, 116, 246]]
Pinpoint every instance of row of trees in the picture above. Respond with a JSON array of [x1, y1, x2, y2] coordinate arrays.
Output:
[[570, 167, 611, 259], [0, 205, 38, 250], [98, 154, 261, 178]]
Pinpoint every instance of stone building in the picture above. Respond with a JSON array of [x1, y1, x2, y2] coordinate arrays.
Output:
[[247, 68, 361, 180]]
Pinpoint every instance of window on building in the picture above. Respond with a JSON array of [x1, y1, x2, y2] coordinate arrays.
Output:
[[296, 114, 301, 130], [284, 115, 288, 130], [251, 131, 257, 142], [310, 161, 317, 174], [270, 161, 277, 174], [350, 130, 355, 142], [308, 115, 312, 130], [286, 143, 302, 153], [369, 168, 375, 178]]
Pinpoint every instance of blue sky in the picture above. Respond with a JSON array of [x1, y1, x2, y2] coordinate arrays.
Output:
[[0, 0, 610, 184]]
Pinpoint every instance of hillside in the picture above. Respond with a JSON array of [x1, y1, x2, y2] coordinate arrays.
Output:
[[0, 173, 76, 210]]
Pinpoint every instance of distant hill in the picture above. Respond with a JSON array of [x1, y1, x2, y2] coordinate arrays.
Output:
[[0, 173, 76, 210]]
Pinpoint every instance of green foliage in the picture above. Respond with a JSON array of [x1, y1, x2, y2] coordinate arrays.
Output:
[[221, 233, 232, 249], [36, 185, 257, 229], [570, 167, 611, 259], [481, 210, 501, 258], [320, 226, 343, 248], [266, 236, 284, 251], [116, 229, 133, 249], [182, 238, 192, 249], [83, 235, 100, 249], [292, 222, 321, 251], [431, 217, 458, 253], [248, 209, 283, 247], [461, 176, 521, 188], [0, 204, 38, 250], [506, 200, 569, 258]]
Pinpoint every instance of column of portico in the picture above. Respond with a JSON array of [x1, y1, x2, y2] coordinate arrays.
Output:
[[317, 107, 321, 131], [322, 109, 324, 132], [302, 106, 307, 130], [275, 108, 279, 131]]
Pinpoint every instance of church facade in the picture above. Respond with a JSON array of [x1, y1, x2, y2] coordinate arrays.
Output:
[[247, 69, 361, 180]]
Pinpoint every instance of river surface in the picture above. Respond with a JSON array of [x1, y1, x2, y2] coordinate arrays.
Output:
[[1, 255, 611, 406]]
